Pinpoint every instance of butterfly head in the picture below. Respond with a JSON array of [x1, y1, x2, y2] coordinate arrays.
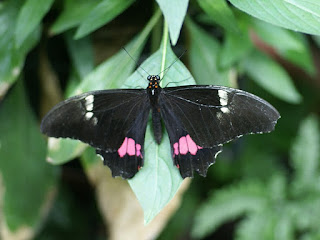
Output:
[[147, 75, 161, 90]]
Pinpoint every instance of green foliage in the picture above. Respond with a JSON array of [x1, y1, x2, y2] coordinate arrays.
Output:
[[229, 0, 320, 35], [0, 0, 319, 239], [0, 81, 58, 231], [155, 0, 189, 45], [192, 115, 320, 239], [242, 50, 302, 103]]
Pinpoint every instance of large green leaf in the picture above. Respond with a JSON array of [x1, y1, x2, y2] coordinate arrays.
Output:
[[0, 80, 58, 233], [197, 0, 239, 33], [186, 18, 230, 86], [229, 0, 320, 36], [219, 31, 253, 69], [75, 0, 134, 39], [0, 0, 40, 97], [65, 33, 94, 80], [50, 0, 98, 35], [15, 0, 54, 47], [251, 19, 315, 75], [127, 30, 195, 224], [242, 50, 302, 103], [156, 0, 189, 45], [46, 10, 161, 164]]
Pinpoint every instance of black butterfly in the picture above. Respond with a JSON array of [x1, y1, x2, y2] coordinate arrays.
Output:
[[41, 75, 280, 179]]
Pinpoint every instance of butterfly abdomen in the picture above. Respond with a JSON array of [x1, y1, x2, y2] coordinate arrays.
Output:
[[152, 107, 162, 144]]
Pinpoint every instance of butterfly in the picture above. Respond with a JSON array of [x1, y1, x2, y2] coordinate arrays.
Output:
[[41, 74, 280, 179]]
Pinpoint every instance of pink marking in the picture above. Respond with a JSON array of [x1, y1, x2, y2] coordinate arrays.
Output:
[[118, 137, 128, 157], [173, 134, 203, 157], [173, 142, 179, 156], [136, 144, 142, 157], [127, 138, 135, 156], [117, 137, 142, 158], [179, 136, 188, 154], [186, 134, 197, 155]]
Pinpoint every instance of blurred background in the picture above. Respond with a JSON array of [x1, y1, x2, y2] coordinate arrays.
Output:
[[0, 0, 320, 239]]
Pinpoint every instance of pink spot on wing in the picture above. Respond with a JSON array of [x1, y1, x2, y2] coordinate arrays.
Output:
[[118, 137, 142, 158], [173, 142, 179, 156], [173, 134, 203, 157], [186, 134, 197, 155], [136, 144, 142, 157], [127, 138, 135, 156], [118, 137, 128, 157], [179, 136, 188, 154]]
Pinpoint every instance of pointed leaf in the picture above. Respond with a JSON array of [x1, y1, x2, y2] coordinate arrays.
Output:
[[0, 0, 40, 97], [252, 19, 315, 75], [0, 81, 58, 232], [156, 0, 189, 45], [65, 33, 94, 79], [186, 18, 230, 86], [229, 0, 320, 35], [127, 33, 195, 224], [50, 0, 98, 35], [242, 50, 302, 103], [219, 31, 253, 68], [75, 0, 134, 39], [15, 0, 54, 47], [197, 0, 239, 33]]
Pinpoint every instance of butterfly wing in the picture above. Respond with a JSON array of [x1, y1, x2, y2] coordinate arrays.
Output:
[[160, 85, 280, 178], [41, 89, 150, 178]]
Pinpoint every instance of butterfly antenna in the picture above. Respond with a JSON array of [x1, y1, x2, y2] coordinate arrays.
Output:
[[122, 47, 150, 80], [158, 49, 187, 80]]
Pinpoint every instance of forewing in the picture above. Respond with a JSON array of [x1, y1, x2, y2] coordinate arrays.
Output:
[[160, 85, 280, 177], [161, 85, 280, 146], [41, 89, 150, 178]]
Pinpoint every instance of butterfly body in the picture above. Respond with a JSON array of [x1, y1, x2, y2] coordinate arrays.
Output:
[[147, 75, 163, 144], [41, 75, 280, 179]]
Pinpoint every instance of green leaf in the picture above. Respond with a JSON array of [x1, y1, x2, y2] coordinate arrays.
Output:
[[273, 214, 294, 240], [128, 27, 195, 224], [14, 0, 54, 47], [289, 198, 320, 232], [197, 0, 239, 33], [0, 80, 58, 231], [242, 50, 302, 103], [65, 32, 94, 79], [50, 0, 98, 35], [186, 18, 230, 86], [80, 147, 100, 169], [251, 19, 315, 75], [46, 138, 87, 165], [235, 212, 276, 240], [290, 115, 320, 182], [219, 31, 253, 68], [229, 0, 320, 36], [128, 125, 183, 224], [75, 0, 134, 39], [0, 0, 40, 97], [156, 0, 189, 45], [192, 181, 268, 239], [46, 10, 160, 164]]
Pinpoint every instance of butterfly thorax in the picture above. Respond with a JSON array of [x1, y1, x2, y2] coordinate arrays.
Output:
[[147, 75, 163, 144]]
